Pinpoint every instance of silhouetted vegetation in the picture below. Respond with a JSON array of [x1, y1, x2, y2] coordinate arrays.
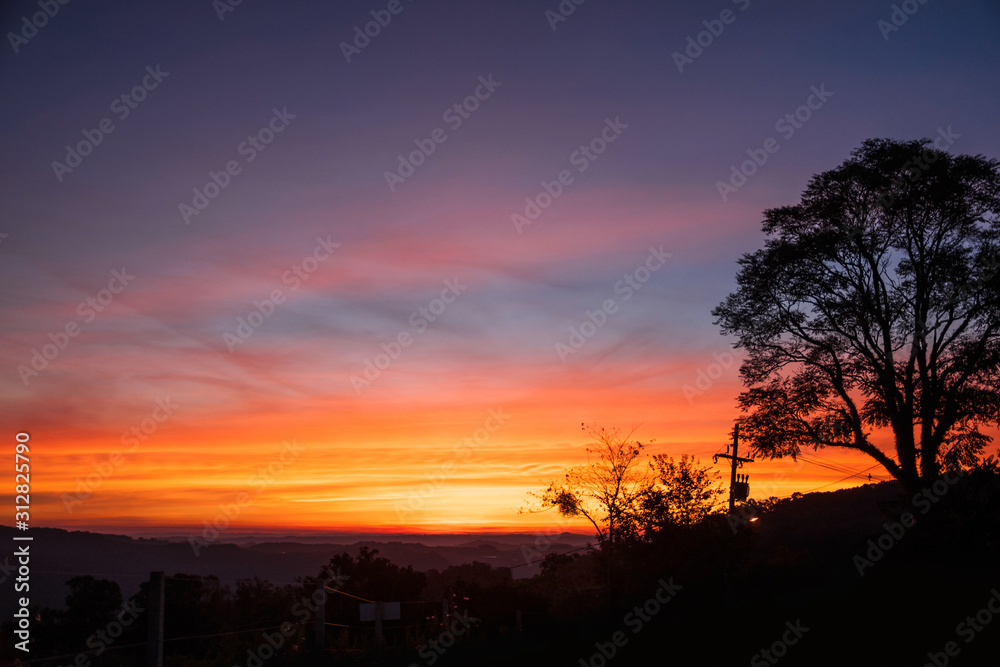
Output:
[[6, 460, 998, 666], [5, 139, 999, 666], [713, 138, 1000, 493]]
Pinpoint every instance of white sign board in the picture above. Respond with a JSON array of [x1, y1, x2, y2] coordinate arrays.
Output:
[[360, 602, 400, 621]]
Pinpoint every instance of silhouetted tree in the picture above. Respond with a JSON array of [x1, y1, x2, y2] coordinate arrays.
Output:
[[525, 424, 650, 547], [64, 575, 123, 636], [316, 546, 426, 602], [539, 551, 576, 577], [524, 424, 652, 600], [160, 574, 231, 661], [639, 454, 725, 532], [713, 138, 1000, 492]]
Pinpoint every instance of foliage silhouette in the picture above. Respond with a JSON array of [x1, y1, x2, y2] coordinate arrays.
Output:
[[523, 423, 649, 548], [639, 454, 726, 532], [713, 138, 1000, 492]]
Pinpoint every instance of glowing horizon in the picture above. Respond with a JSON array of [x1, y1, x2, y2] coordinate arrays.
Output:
[[2, 0, 999, 540]]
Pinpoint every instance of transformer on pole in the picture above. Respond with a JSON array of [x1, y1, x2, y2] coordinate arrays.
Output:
[[713, 424, 754, 513]]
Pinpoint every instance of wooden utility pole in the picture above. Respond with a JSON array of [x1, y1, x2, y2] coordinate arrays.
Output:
[[374, 601, 384, 663], [314, 578, 326, 655], [146, 572, 165, 667], [714, 424, 754, 512]]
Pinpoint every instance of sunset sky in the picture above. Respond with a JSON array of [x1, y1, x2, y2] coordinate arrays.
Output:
[[2, 0, 999, 537]]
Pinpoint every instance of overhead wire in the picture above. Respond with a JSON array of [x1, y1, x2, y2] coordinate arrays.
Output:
[[799, 463, 885, 494], [325, 586, 374, 603], [796, 453, 884, 480]]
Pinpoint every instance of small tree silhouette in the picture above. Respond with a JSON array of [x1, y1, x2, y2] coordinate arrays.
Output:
[[523, 424, 651, 599], [524, 423, 650, 547]]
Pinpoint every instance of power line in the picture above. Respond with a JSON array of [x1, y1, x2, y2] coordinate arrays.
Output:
[[799, 451, 890, 476], [163, 624, 289, 643], [325, 586, 374, 603], [800, 463, 884, 494], [797, 454, 884, 479]]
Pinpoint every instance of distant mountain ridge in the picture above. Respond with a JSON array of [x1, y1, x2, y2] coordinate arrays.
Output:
[[0, 527, 593, 614], [1, 481, 930, 615]]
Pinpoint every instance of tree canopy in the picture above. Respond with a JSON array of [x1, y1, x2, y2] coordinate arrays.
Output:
[[525, 425, 725, 545], [713, 138, 1000, 491], [525, 424, 649, 547], [640, 454, 725, 530]]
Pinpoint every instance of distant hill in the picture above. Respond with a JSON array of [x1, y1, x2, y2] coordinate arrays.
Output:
[[0, 527, 592, 614], [754, 479, 909, 549], [1, 480, 961, 616], [5, 477, 998, 666]]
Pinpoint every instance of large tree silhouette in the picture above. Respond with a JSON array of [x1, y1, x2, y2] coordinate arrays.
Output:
[[713, 138, 1000, 492]]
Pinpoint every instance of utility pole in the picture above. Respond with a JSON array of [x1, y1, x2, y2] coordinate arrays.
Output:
[[360, 600, 398, 663], [314, 578, 326, 657], [146, 572, 164, 667], [374, 601, 384, 664], [714, 424, 754, 512]]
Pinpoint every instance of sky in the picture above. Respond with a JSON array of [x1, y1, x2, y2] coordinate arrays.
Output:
[[1, 0, 999, 537]]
